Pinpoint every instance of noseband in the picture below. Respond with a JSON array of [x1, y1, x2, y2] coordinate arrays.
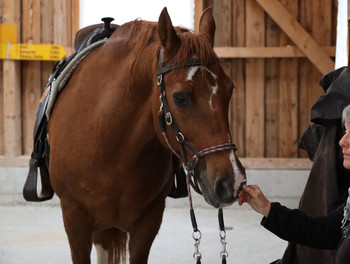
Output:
[[156, 49, 236, 264]]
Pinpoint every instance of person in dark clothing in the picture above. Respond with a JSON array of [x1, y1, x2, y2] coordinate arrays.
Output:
[[238, 104, 350, 264]]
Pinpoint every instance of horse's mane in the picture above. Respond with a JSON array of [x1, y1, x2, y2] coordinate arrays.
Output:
[[120, 20, 219, 68]]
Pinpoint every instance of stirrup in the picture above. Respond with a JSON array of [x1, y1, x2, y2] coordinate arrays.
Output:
[[23, 154, 54, 201]]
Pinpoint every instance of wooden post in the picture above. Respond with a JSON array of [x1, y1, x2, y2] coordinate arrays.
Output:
[[194, 0, 204, 32], [22, 0, 42, 155], [245, 0, 265, 157], [40, 0, 55, 90], [231, 0, 246, 157], [71, 0, 80, 39], [2, 0, 22, 157], [278, 0, 298, 158], [264, 7, 280, 157], [0, 0, 4, 155]]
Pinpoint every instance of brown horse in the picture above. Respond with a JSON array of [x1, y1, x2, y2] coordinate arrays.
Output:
[[48, 7, 246, 264]]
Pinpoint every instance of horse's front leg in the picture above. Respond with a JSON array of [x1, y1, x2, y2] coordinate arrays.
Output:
[[61, 199, 93, 264], [129, 198, 166, 264]]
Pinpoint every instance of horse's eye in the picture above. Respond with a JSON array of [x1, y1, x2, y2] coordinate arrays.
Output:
[[173, 93, 188, 107]]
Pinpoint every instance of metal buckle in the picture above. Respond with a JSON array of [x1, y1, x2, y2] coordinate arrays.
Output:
[[165, 112, 173, 126]]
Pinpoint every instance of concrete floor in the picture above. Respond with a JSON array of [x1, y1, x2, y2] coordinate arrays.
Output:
[[0, 168, 310, 263], [0, 203, 287, 264]]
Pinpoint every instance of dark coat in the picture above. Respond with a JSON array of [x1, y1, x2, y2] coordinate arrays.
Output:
[[277, 67, 350, 264], [262, 203, 344, 259]]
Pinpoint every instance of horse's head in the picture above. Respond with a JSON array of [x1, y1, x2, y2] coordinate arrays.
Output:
[[154, 7, 246, 208]]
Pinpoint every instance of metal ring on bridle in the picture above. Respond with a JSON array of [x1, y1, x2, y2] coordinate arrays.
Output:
[[157, 74, 163, 85], [192, 229, 202, 240], [220, 230, 226, 240], [165, 112, 173, 126], [176, 132, 185, 142]]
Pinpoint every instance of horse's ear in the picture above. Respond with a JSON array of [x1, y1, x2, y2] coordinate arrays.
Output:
[[198, 7, 216, 47], [158, 7, 180, 53]]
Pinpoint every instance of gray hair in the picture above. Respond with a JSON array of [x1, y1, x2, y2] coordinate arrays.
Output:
[[342, 104, 350, 126]]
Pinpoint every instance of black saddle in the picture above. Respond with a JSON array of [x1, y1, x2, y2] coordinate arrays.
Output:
[[23, 18, 119, 202], [74, 17, 118, 52]]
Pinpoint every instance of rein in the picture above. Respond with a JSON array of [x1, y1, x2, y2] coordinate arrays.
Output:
[[156, 49, 234, 264]]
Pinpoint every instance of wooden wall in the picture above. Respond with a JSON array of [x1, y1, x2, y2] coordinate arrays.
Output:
[[0, 0, 338, 169], [0, 0, 79, 166], [195, 0, 338, 169]]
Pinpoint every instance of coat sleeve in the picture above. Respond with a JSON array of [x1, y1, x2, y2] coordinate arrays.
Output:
[[261, 202, 344, 249]]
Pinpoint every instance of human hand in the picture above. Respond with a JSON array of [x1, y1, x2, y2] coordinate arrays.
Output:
[[238, 185, 271, 217]]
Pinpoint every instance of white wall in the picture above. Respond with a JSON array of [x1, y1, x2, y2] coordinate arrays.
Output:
[[80, 0, 194, 30]]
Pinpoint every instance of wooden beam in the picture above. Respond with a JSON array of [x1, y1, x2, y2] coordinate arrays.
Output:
[[214, 46, 336, 58], [231, 0, 246, 157], [245, 0, 265, 157], [278, 0, 298, 158], [241, 158, 312, 170], [2, 0, 22, 157], [194, 0, 204, 32], [0, 155, 312, 170], [0, 155, 30, 167], [22, 0, 42, 155], [71, 0, 80, 38], [255, 0, 335, 74]]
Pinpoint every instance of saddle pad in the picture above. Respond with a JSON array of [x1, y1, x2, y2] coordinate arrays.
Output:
[[46, 38, 108, 120]]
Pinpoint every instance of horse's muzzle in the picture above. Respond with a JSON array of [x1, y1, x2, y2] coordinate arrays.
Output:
[[215, 175, 246, 205]]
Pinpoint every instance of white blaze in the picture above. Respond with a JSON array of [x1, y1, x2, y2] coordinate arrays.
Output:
[[229, 151, 246, 198], [207, 68, 219, 110], [186, 66, 219, 110], [186, 66, 200, 81]]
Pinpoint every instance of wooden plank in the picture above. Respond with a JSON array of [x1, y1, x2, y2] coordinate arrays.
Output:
[[0, 154, 313, 169], [41, 0, 55, 90], [0, 0, 3, 155], [213, 0, 232, 76], [255, 0, 335, 75], [0, 0, 2, 22], [53, 1, 69, 48], [71, 0, 80, 39], [0, 155, 30, 167], [231, 0, 246, 157], [245, 0, 265, 157], [194, 0, 204, 32], [53, 1, 75, 57], [0, 55, 3, 155], [22, 0, 42, 155], [213, 1, 234, 155], [2, 0, 22, 157], [278, 0, 298, 158], [297, 0, 322, 158], [241, 158, 312, 170], [297, 0, 311, 158], [264, 14, 280, 157], [310, 0, 332, 133], [0, 154, 312, 170], [214, 46, 336, 58], [65, 0, 72, 47]]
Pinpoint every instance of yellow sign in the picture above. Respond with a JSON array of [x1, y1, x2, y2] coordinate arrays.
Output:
[[0, 24, 66, 61], [0, 24, 17, 43], [1, 43, 66, 61]]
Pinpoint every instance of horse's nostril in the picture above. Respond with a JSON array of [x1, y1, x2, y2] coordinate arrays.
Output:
[[215, 177, 234, 201]]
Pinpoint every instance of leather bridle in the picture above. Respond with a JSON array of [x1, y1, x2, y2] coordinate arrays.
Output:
[[156, 49, 236, 264], [156, 49, 238, 193]]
